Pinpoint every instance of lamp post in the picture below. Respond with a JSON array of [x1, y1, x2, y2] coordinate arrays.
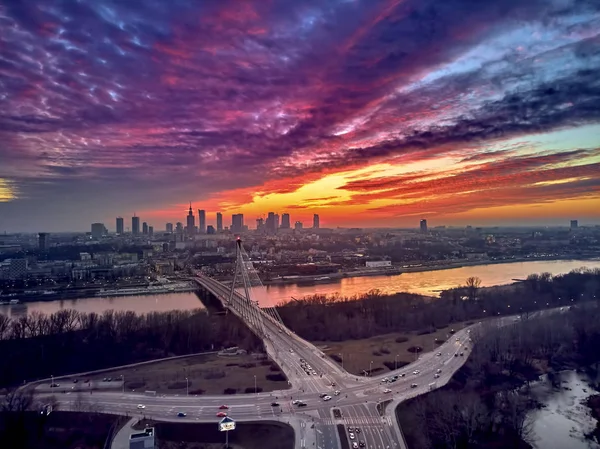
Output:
[[186, 377, 189, 396], [395, 354, 398, 370], [122, 375, 125, 393], [369, 361, 373, 377], [254, 375, 257, 395], [51, 375, 54, 387], [339, 353, 344, 370]]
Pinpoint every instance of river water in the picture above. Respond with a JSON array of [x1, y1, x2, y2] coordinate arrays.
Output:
[[528, 370, 600, 449], [1, 259, 599, 317]]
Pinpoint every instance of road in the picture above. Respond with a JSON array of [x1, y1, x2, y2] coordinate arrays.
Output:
[[32, 270, 554, 449]]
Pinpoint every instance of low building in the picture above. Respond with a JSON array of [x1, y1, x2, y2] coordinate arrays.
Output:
[[130, 427, 155, 449]]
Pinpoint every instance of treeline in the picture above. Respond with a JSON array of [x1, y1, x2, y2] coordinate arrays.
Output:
[[397, 300, 600, 449], [276, 268, 600, 341], [0, 309, 262, 388]]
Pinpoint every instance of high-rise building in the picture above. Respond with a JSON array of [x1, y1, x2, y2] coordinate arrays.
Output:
[[216, 212, 223, 232], [266, 212, 278, 233], [295, 221, 303, 230], [148, 226, 154, 237], [313, 214, 320, 229], [116, 217, 124, 235], [274, 213, 279, 230], [91, 223, 106, 239], [256, 218, 264, 231], [142, 222, 149, 234], [175, 222, 183, 240], [38, 233, 49, 250], [231, 214, 244, 233], [166, 223, 173, 233], [132, 215, 140, 235], [570, 220, 578, 229], [281, 213, 290, 229], [8, 259, 28, 280], [198, 209, 206, 234], [420, 219, 428, 233], [207, 225, 215, 234], [186, 203, 195, 235]]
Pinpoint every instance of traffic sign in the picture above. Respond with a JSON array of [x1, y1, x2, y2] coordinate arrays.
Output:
[[219, 416, 236, 432]]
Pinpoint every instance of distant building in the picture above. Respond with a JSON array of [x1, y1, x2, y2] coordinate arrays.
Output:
[[91, 223, 106, 239], [166, 223, 173, 233], [38, 233, 49, 250], [198, 209, 206, 234], [313, 214, 320, 229], [148, 226, 153, 237], [570, 220, 578, 229], [207, 225, 215, 234], [366, 260, 392, 268], [256, 218, 264, 231], [281, 213, 291, 229], [216, 212, 223, 232], [116, 217, 124, 234], [231, 214, 244, 233], [420, 219, 428, 233], [8, 259, 28, 280], [295, 221, 303, 230], [132, 216, 140, 235], [129, 427, 155, 449], [186, 203, 195, 235], [266, 212, 276, 233], [142, 222, 148, 235]]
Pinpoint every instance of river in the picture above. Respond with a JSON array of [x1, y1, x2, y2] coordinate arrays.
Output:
[[1, 259, 599, 317]]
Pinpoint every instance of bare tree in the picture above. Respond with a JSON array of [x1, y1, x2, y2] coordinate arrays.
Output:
[[0, 387, 34, 412], [465, 277, 482, 301]]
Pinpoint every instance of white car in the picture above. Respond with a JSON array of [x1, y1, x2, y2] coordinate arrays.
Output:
[[381, 377, 389, 383], [436, 369, 442, 374], [434, 374, 440, 379], [333, 390, 341, 396], [352, 442, 359, 449], [323, 395, 332, 401], [411, 383, 418, 388], [349, 432, 355, 440], [292, 400, 300, 405], [383, 388, 391, 394], [413, 370, 420, 375], [436, 352, 442, 356], [137, 404, 146, 409]]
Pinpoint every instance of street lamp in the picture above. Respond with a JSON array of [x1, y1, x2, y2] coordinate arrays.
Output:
[[338, 353, 344, 370], [185, 377, 189, 396], [369, 361, 373, 377], [122, 375, 125, 393], [51, 374, 54, 387], [395, 354, 398, 371], [254, 375, 257, 395]]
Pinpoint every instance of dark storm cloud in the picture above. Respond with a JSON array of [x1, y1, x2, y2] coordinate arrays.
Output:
[[0, 0, 599, 230]]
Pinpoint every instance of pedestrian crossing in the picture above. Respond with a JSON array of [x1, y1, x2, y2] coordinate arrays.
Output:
[[319, 416, 393, 427]]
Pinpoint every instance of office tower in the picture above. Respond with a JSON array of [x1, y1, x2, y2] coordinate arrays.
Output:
[[207, 225, 215, 234], [216, 212, 223, 232], [91, 223, 106, 239], [274, 213, 279, 230], [38, 233, 49, 250], [148, 226, 154, 237], [176, 222, 183, 233], [313, 214, 320, 229], [166, 223, 173, 233], [256, 218, 264, 231], [116, 217, 124, 235], [295, 221, 303, 230], [132, 215, 140, 235], [142, 222, 148, 234], [281, 213, 290, 229], [198, 209, 206, 234], [266, 212, 277, 233], [570, 220, 578, 229], [186, 203, 195, 235], [420, 219, 428, 233], [231, 214, 244, 233]]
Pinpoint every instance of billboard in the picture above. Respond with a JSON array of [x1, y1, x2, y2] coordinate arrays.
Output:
[[219, 417, 236, 432]]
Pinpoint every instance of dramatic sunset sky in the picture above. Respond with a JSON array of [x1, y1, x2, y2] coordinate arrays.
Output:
[[1, 0, 599, 232]]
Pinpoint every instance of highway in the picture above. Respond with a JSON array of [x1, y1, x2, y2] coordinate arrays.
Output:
[[31, 265, 545, 449]]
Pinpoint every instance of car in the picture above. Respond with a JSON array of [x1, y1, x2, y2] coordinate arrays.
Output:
[[436, 369, 442, 373], [383, 388, 391, 393], [381, 377, 388, 383], [271, 402, 279, 407], [349, 432, 355, 440], [355, 428, 361, 434], [460, 352, 464, 356], [434, 374, 440, 378], [107, 377, 112, 382], [413, 370, 420, 375], [323, 395, 332, 401], [331, 382, 336, 386], [298, 402, 307, 407], [177, 412, 186, 417], [411, 383, 418, 388], [352, 443, 359, 449], [137, 404, 146, 409], [102, 377, 108, 382], [216, 412, 228, 417], [219, 405, 229, 410], [72, 379, 78, 383], [454, 353, 458, 357], [399, 373, 405, 377], [292, 400, 300, 405], [319, 393, 328, 398], [436, 352, 442, 356], [389, 378, 397, 383], [84, 379, 90, 383], [348, 427, 354, 432], [456, 337, 460, 341], [289, 349, 293, 353], [359, 442, 365, 448], [50, 383, 59, 388]]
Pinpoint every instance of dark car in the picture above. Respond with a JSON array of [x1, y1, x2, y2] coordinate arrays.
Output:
[[177, 412, 186, 417], [355, 428, 361, 434], [359, 442, 366, 448], [271, 402, 279, 407], [72, 379, 78, 383], [298, 402, 307, 407]]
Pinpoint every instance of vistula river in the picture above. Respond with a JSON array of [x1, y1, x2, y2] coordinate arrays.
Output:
[[2, 259, 599, 318]]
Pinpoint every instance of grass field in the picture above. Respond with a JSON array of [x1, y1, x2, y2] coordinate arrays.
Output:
[[88, 353, 290, 395], [134, 419, 294, 449], [317, 320, 472, 376]]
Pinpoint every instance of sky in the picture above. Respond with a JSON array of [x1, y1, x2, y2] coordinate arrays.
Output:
[[1, 0, 600, 233]]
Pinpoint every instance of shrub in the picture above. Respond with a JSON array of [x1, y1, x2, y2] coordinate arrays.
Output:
[[380, 347, 391, 355], [126, 381, 145, 389], [223, 388, 237, 394], [372, 351, 382, 357], [416, 328, 434, 335], [266, 373, 286, 382], [330, 354, 342, 363], [244, 387, 263, 393], [167, 381, 187, 390], [383, 360, 410, 370], [269, 365, 280, 372], [239, 363, 257, 369], [260, 360, 272, 366], [189, 388, 205, 395], [204, 370, 226, 380], [407, 346, 423, 353], [226, 363, 239, 367], [395, 336, 409, 343]]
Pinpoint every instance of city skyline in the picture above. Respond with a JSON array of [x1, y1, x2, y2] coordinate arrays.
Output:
[[1, 0, 600, 233]]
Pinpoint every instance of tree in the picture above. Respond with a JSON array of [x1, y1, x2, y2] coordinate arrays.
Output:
[[465, 277, 482, 301]]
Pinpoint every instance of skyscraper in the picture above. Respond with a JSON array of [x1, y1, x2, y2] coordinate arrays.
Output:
[[256, 217, 264, 231], [166, 223, 173, 233], [294, 221, 303, 230], [570, 220, 578, 229], [132, 215, 140, 235], [281, 213, 290, 229], [116, 217, 124, 235], [186, 203, 195, 235], [198, 209, 206, 234], [216, 212, 223, 232], [231, 214, 244, 233], [38, 233, 49, 250], [91, 223, 106, 239], [420, 219, 428, 233], [143, 222, 148, 234], [207, 225, 215, 234], [266, 212, 277, 233], [148, 226, 154, 237], [313, 214, 320, 229]]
